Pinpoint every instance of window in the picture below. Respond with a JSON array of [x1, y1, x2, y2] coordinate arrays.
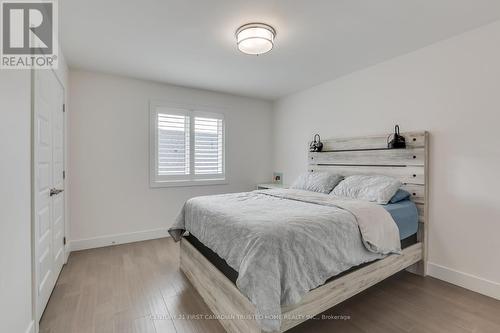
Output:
[[150, 102, 226, 187]]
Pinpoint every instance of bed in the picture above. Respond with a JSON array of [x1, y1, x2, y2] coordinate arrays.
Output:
[[183, 198, 419, 286], [172, 131, 429, 333]]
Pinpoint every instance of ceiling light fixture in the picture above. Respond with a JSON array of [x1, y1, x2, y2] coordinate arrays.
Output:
[[236, 23, 276, 55]]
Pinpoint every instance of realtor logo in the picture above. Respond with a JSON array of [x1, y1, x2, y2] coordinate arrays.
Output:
[[1, 0, 58, 69]]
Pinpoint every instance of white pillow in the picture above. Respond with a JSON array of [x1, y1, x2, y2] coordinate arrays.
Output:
[[330, 175, 402, 204], [290, 172, 343, 194]]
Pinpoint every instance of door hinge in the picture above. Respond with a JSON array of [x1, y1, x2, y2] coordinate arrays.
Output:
[[62, 103, 65, 112], [63, 170, 66, 179], [63, 237, 66, 245]]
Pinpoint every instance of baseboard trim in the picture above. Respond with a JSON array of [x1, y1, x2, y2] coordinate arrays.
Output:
[[427, 262, 500, 300], [69, 228, 170, 252], [25, 320, 35, 333]]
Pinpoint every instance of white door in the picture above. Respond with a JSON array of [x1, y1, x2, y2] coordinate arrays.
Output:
[[34, 69, 65, 321]]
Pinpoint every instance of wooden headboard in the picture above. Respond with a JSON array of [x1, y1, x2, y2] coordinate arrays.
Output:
[[308, 131, 429, 275]]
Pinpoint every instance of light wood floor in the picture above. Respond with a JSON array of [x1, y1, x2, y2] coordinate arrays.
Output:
[[40, 238, 500, 333]]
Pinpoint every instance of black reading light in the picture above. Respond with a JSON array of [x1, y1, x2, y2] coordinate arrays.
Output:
[[387, 125, 406, 149], [309, 134, 323, 152]]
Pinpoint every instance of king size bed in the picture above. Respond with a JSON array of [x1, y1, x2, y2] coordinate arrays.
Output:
[[169, 131, 429, 333]]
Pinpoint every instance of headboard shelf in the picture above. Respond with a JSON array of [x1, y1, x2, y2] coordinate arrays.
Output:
[[321, 131, 426, 151]]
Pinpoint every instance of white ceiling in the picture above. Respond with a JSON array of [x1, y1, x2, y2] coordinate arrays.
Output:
[[61, 0, 500, 100]]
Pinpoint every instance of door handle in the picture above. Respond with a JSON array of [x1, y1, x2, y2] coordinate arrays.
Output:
[[50, 188, 64, 196]]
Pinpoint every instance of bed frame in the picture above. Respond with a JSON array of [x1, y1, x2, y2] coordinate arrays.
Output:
[[179, 131, 429, 333]]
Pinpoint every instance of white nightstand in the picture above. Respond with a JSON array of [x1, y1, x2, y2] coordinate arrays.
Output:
[[256, 183, 288, 190]]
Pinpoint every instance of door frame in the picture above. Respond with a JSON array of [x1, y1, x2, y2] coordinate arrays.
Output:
[[31, 67, 67, 333]]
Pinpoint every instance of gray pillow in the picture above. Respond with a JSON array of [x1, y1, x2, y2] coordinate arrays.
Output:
[[330, 175, 402, 204], [290, 172, 344, 194]]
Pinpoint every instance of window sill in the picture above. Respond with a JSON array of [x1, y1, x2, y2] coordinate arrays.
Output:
[[150, 179, 228, 188]]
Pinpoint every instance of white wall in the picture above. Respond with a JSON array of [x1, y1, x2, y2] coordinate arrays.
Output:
[[68, 70, 273, 250], [0, 71, 33, 333], [273, 21, 500, 299]]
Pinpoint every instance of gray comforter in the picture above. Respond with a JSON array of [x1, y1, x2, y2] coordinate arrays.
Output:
[[169, 189, 401, 332]]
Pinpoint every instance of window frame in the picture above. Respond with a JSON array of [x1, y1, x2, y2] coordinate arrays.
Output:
[[149, 101, 227, 188]]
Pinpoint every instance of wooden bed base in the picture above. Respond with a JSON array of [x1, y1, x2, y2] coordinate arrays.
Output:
[[179, 131, 429, 333], [181, 239, 422, 333]]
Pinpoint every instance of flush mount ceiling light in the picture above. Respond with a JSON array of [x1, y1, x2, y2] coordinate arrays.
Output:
[[236, 23, 276, 55]]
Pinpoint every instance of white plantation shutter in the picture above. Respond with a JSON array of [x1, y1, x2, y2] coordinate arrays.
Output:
[[151, 104, 225, 186], [194, 116, 224, 176], [157, 113, 190, 176]]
